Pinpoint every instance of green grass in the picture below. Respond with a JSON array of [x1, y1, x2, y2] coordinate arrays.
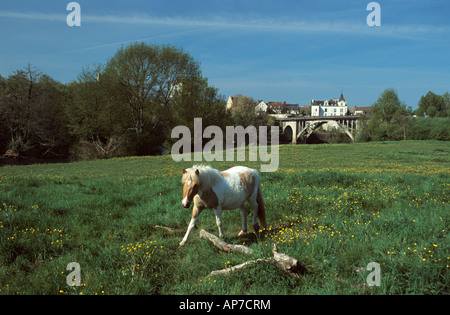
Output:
[[0, 140, 449, 295]]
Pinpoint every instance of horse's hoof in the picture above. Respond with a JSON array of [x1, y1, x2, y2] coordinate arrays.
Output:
[[238, 230, 247, 237], [179, 241, 186, 247]]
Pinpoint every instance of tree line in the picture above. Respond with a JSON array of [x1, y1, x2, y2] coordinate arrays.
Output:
[[0, 43, 448, 160], [0, 43, 240, 159], [357, 89, 449, 142], [0, 42, 274, 160]]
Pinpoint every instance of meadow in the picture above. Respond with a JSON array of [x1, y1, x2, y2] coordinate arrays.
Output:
[[0, 140, 449, 295]]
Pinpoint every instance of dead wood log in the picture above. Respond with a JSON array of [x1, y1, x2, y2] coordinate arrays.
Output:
[[209, 259, 271, 277], [199, 229, 254, 255], [271, 244, 306, 276], [153, 225, 180, 232], [200, 229, 306, 277]]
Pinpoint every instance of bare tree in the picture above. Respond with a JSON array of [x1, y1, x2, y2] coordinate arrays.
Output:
[[0, 64, 42, 154]]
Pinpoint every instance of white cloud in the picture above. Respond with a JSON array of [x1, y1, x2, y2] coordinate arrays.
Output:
[[0, 11, 64, 22], [2, 9, 448, 38]]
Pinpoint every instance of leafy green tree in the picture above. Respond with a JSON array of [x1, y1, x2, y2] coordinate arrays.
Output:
[[410, 117, 450, 141], [367, 88, 411, 141], [102, 42, 202, 155], [105, 42, 200, 136], [168, 76, 231, 149], [415, 91, 446, 117], [65, 64, 128, 158], [443, 92, 450, 118], [31, 75, 72, 157], [171, 76, 229, 128]]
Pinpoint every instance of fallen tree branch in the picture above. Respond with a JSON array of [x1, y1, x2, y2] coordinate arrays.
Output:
[[271, 244, 306, 276], [200, 229, 306, 277], [199, 229, 254, 255], [209, 258, 272, 277], [153, 225, 181, 232]]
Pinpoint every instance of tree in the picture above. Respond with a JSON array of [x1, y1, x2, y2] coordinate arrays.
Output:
[[0, 64, 72, 157], [0, 64, 43, 155], [169, 75, 231, 149], [229, 94, 257, 117], [228, 94, 274, 128], [31, 75, 71, 157], [65, 64, 129, 158], [366, 88, 411, 141], [105, 42, 200, 136], [171, 76, 229, 128], [443, 92, 450, 118], [0, 74, 7, 153], [415, 91, 445, 117]]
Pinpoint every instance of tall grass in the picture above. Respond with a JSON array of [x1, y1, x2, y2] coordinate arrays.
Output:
[[0, 141, 449, 294]]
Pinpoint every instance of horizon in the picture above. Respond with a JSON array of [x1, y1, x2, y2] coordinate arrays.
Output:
[[1, 0, 449, 110]]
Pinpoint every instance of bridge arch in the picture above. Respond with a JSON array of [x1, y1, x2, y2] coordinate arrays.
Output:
[[282, 125, 294, 143], [278, 116, 358, 144]]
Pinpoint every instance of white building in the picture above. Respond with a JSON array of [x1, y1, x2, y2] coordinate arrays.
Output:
[[311, 92, 348, 117], [255, 100, 268, 113], [226, 96, 234, 110]]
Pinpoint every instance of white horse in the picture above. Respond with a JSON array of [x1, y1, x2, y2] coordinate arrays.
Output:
[[179, 165, 267, 246]]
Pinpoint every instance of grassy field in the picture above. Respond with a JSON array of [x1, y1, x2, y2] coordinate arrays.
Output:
[[0, 140, 449, 295]]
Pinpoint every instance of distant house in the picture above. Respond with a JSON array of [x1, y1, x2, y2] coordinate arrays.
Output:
[[255, 100, 268, 113], [226, 96, 234, 111], [349, 106, 372, 116], [264, 101, 299, 114], [311, 92, 348, 117]]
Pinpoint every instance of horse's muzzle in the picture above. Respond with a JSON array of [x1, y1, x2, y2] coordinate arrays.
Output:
[[182, 201, 191, 208]]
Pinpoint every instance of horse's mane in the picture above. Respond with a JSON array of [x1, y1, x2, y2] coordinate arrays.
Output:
[[183, 164, 223, 189]]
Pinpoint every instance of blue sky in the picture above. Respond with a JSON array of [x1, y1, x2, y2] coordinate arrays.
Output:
[[1, 0, 449, 109]]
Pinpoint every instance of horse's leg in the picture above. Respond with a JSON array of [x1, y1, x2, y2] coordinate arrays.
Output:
[[179, 202, 203, 246], [249, 198, 260, 233], [213, 207, 225, 239], [238, 205, 248, 237]]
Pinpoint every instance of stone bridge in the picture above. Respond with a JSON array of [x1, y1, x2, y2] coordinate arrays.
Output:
[[276, 116, 360, 144]]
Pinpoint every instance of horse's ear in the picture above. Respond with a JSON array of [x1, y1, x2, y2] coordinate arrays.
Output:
[[195, 169, 199, 175], [182, 169, 187, 174]]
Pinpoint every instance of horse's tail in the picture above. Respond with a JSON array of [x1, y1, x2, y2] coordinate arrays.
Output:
[[256, 182, 267, 228]]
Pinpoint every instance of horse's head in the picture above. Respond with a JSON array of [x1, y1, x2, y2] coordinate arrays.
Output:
[[181, 168, 200, 208]]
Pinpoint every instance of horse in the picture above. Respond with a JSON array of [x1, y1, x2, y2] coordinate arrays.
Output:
[[179, 165, 267, 246]]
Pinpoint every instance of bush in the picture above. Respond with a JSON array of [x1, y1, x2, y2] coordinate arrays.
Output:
[[410, 117, 449, 141]]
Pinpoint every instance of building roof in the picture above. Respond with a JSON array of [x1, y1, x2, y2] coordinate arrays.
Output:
[[267, 101, 299, 109], [311, 99, 341, 106], [348, 106, 372, 113], [311, 92, 347, 106]]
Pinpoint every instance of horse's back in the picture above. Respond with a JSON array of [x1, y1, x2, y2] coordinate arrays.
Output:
[[224, 166, 259, 179], [214, 166, 260, 210]]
